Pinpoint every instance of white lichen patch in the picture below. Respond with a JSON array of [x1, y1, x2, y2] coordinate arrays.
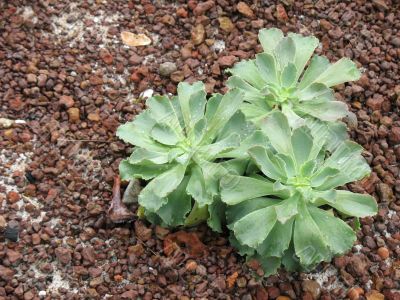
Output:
[[0, 149, 45, 221], [48, 269, 72, 291], [19, 6, 38, 24], [211, 40, 226, 53], [353, 244, 363, 253], [72, 148, 104, 180], [42, 3, 123, 47], [387, 210, 396, 219], [305, 265, 345, 291], [22, 262, 79, 294], [0, 150, 32, 199]]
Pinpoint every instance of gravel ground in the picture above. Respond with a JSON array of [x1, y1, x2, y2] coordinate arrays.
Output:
[[0, 0, 399, 299]]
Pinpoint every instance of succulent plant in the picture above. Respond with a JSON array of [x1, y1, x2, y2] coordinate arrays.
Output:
[[117, 81, 262, 230], [220, 111, 377, 275], [116, 28, 377, 276], [227, 28, 361, 127]]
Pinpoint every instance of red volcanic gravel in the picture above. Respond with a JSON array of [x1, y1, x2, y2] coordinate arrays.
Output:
[[0, 0, 399, 299]]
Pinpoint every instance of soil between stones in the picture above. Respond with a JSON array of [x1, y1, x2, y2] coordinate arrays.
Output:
[[0, 1, 399, 299]]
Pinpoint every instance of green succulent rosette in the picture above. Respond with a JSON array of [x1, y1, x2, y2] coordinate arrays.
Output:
[[117, 82, 264, 231], [227, 28, 361, 127], [220, 111, 377, 275]]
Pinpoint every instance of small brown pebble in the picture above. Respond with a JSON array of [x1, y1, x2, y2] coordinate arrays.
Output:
[[348, 287, 364, 300], [55, 247, 72, 265], [276, 4, 288, 22], [366, 290, 384, 300], [31, 233, 41, 245], [7, 249, 22, 264], [176, 7, 188, 18], [218, 17, 235, 32], [68, 107, 80, 122], [87, 112, 100, 122], [59, 95, 75, 108], [185, 260, 197, 272], [128, 244, 145, 257], [237, 2, 254, 18], [218, 55, 237, 67], [171, 71, 184, 83], [377, 247, 389, 259], [0, 216, 6, 230], [236, 276, 247, 288], [134, 221, 152, 241], [191, 24, 205, 45], [99, 49, 113, 65], [7, 191, 20, 203]]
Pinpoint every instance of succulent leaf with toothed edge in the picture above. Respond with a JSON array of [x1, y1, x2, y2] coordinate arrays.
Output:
[[227, 28, 361, 128], [117, 81, 261, 230], [220, 111, 377, 276]]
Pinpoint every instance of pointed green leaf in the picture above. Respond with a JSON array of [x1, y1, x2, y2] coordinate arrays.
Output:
[[317, 141, 370, 189], [282, 244, 302, 272], [220, 175, 277, 205], [147, 96, 183, 134], [291, 126, 313, 168], [281, 63, 297, 87], [119, 159, 171, 180], [240, 103, 270, 123], [274, 193, 299, 224], [305, 118, 348, 158], [205, 93, 222, 122], [314, 58, 361, 87], [288, 33, 319, 80], [207, 199, 226, 233], [298, 55, 330, 89], [258, 28, 284, 54], [282, 104, 305, 128], [177, 81, 205, 130], [188, 90, 207, 127], [297, 83, 332, 101], [184, 202, 209, 227], [205, 88, 244, 141], [257, 218, 294, 257], [293, 200, 330, 267], [199, 133, 240, 160], [255, 53, 278, 85], [248, 146, 286, 180], [222, 130, 268, 159], [186, 165, 210, 206], [116, 111, 167, 152], [309, 206, 356, 255], [259, 110, 293, 156], [129, 148, 169, 165], [157, 177, 191, 226], [275, 37, 296, 70], [310, 167, 340, 188], [330, 190, 377, 217], [233, 205, 277, 247], [139, 163, 187, 212], [150, 123, 179, 145], [227, 60, 265, 89], [296, 100, 349, 122], [226, 197, 278, 229]]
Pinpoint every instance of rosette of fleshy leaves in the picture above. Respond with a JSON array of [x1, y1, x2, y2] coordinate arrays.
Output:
[[220, 111, 377, 275], [227, 28, 361, 127], [117, 82, 265, 231]]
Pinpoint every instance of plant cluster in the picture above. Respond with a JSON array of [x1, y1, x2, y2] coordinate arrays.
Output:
[[117, 28, 377, 275]]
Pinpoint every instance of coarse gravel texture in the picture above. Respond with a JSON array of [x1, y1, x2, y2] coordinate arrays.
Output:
[[0, 0, 399, 299]]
